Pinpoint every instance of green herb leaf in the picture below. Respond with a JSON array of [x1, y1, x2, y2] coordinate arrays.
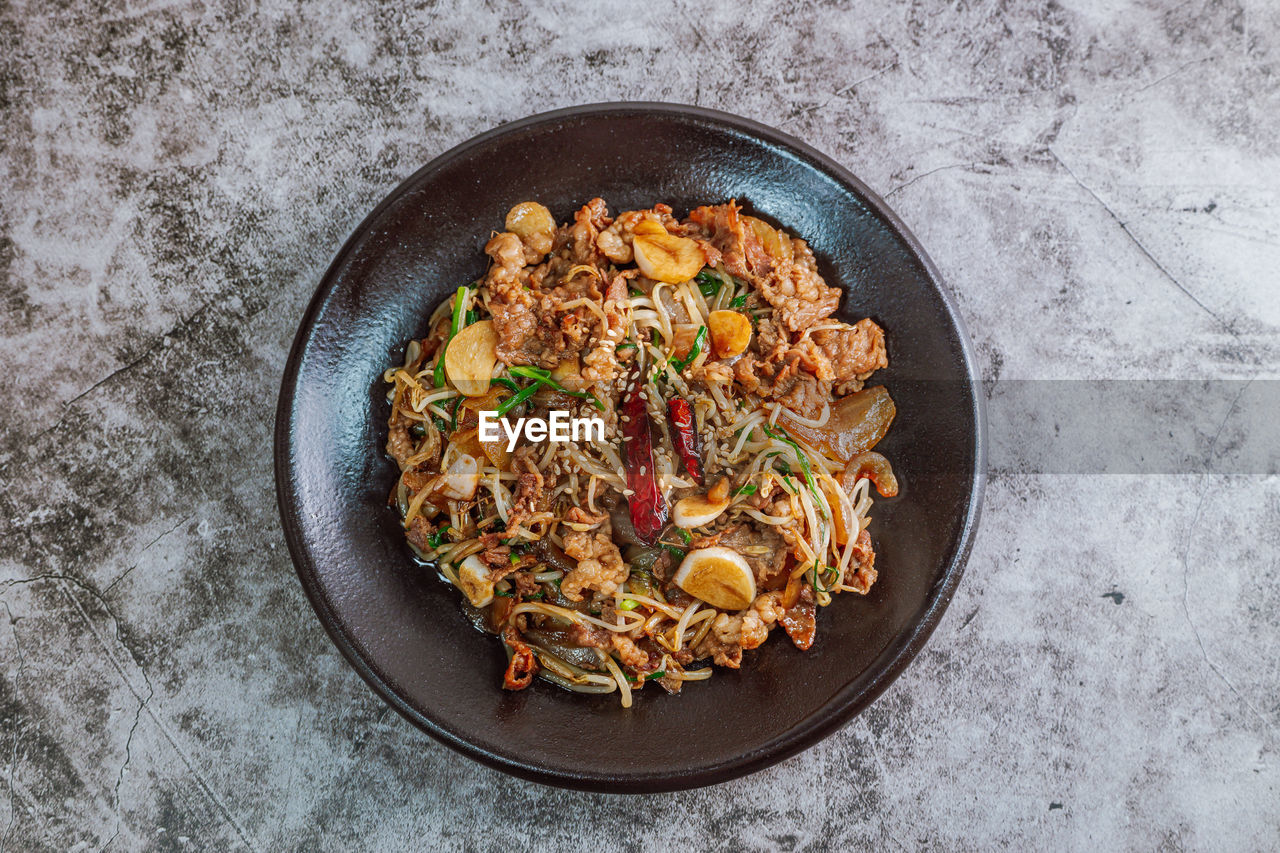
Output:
[[677, 527, 692, 544], [661, 544, 687, 561], [733, 483, 758, 496], [729, 294, 747, 309]]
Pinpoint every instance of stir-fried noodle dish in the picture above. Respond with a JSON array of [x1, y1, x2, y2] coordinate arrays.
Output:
[[384, 199, 898, 706]]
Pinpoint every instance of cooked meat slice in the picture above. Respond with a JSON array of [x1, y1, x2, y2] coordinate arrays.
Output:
[[810, 318, 888, 391], [505, 448, 545, 532], [611, 634, 652, 670], [754, 263, 841, 333], [718, 524, 789, 590], [693, 612, 745, 668], [405, 516, 436, 554], [561, 530, 629, 601], [386, 423, 416, 470], [842, 528, 878, 594], [779, 584, 817, 650]]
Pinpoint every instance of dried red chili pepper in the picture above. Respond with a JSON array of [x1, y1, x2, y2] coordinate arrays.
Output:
[[622, 369, 667, 544], [667, 396, 703, 485], [501, 627, 538, 690]]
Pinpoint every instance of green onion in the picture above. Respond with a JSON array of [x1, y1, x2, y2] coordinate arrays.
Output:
[[509, 553, 521, 564], [729, 294, 747, 309], [432, 415, 448, 433], [670, 325, 707, 373], [733, 483, 757, 496], [676, 527, 692, 545], [645, 670, 666, 681], [616, 342, 638, 352], [661, 544, 687, 561], [433, 351, 447, 387], [618, 599, 640, 611], [762, 423, 823, 508], [433, 286, 472, 387], [526, 591, 544, 601], [695, 269, 721, 299], [465, 308, 479, 326], [426, 524, 452, 548], [491, 376, 522, 393], [508, 365, 605, 411], [449, 395, 463, 432], [496, 382, 539, 417], [494, 589, 513, 598], [451, 286, 469, 336]]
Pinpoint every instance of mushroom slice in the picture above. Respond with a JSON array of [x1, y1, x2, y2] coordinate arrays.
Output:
[[444, 320, 498, 397], [672, 546, 756, 611], [632, 232, 705, 284], [457, 554, 495, 608]]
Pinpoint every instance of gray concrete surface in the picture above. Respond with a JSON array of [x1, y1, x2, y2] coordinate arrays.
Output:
[[1, 0, 1277, 849]]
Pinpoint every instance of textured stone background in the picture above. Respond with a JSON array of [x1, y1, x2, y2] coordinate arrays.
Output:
[[1, 0, 1277, 849]]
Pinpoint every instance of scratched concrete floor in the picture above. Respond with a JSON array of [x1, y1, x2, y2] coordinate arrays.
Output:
[[1, 0, 1277, 850]]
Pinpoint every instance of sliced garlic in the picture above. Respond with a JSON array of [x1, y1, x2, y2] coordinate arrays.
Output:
[[444, 320, 498, 397], [672, 477, 731, 528], [707, 310, 752, 358], [457, 554, 495, 608], [673, 546, 756, 611], [633, 232, 705, 284], [631, 219, 668, 237], [437, 453, 480, 500], [505, 201, 556, 258]]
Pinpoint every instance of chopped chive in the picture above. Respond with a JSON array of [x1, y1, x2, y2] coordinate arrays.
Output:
[[661, 544, 687, 561], [762, 423, 823, 508], [676, 527, 692, 545], [696, 269, 721, 299], [491, 376, 521, 393], [645, 670, 666, 681], [509, 365, 604, 411], [426, 524, 452, 548], [618, 599, 640, 611], [494, 589, 513, 598], [733, 483, 758, 496], [449, 395, 463, 432], [496, 382, 539, 417], [616, 342, 638, 352], [671, 325, 707, 373], [729, 294, 747, 309]]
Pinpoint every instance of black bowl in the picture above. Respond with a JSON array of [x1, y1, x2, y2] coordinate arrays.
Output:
[[274, 103, 985, 792]]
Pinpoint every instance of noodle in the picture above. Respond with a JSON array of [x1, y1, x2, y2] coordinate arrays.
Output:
[[380, 197, 895, 707]]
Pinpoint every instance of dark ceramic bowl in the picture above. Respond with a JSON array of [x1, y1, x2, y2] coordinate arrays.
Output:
[[275, 103, 985, 792]]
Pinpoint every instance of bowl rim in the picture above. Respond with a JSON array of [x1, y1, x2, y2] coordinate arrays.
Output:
[[274, 101, 987, 792]]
